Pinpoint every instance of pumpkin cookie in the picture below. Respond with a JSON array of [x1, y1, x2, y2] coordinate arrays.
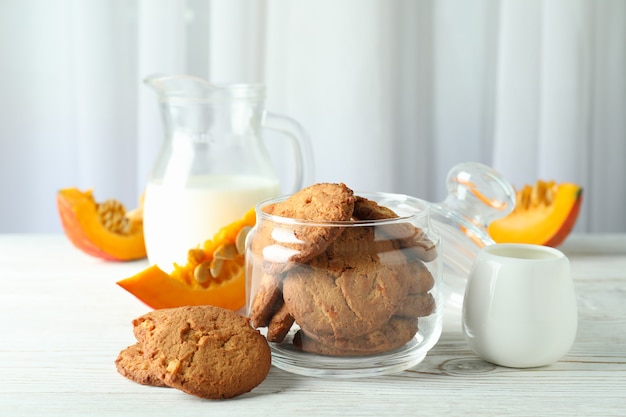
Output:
[[293, 316, 418, 357], [249, 272, 283, 328], [248, 269, 295, 343], [399, 235, 438, 263], [283, 248, 406, 340], [250, 183, 356, 267], [324, 224, 399, 258], [395, 293, 436, 318], [115, 343, 167, 387], [394, 258, 436, 318], [352, 196, 438, 262], [131, 305, 271, 399], [401, 258, 435, 294], [266, 303, 295, 343], [352, 196, 399, 220]]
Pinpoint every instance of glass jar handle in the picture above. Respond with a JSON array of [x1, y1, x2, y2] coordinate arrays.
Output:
[[442, 162, 516, 229], [263, 112, 315, 193]]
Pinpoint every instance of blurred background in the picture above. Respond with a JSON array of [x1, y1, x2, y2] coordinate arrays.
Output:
[[1, 0, 624, 233]]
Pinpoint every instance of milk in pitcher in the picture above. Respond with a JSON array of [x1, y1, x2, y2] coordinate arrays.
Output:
[[143, 174, 280, 272]]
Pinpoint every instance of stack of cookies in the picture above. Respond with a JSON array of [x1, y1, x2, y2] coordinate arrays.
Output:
[[116, 305, 271, 399], [248, 183, 438, 357]]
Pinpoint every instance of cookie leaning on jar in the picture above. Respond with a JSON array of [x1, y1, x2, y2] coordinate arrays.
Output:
[[247, 182, 438, 357]]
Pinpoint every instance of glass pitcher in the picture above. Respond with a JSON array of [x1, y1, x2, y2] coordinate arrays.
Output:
[[143, 74, 314, 273]]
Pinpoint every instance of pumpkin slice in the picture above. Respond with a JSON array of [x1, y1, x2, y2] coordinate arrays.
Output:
[[57, 188, 146, 261], [488, 180, 583, 247], [117, 208, 256, 311]]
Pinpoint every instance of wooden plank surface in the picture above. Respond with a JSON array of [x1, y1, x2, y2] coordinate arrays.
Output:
[[0, 234, 624, 416]]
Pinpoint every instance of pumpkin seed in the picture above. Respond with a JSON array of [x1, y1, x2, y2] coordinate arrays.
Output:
[[97, 199, 130, 234], [518, 185, 531, 211], [544, 181, 556, 206], [236, 226, 252, 254], [210, 258, 224, 278], [213, 243, 237, 260], [533, 181, 543, 207], [193, 261, 212, 284]]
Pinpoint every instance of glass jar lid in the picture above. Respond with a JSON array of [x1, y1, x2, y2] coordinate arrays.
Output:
[[424, 162, 516, 309]]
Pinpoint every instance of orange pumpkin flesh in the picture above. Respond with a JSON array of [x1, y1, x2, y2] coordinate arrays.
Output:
[[116, 208, 256, 311], [488, 181, 583, 247], [57, 188, 146, 261], [117, 264, 246, 311]]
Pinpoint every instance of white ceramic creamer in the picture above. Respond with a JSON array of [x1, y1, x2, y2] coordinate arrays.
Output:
[[462, 243, 578, 368]]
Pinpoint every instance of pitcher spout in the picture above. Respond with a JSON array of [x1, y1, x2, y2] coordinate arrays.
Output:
[[144, 74, 219, 100], [144, 74, 265, 101]]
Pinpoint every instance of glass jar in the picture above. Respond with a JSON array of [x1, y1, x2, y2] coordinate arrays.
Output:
[[245, 192, 442, 377]]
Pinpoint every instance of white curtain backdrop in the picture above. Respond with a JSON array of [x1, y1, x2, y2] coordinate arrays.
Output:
[[1, 0, 624, 234]]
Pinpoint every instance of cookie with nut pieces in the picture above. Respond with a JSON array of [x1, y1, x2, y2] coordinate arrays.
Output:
[[116, 305, 271, 399]]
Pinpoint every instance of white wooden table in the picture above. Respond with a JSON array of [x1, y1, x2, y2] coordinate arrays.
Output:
[[1, 234, 625, 416]]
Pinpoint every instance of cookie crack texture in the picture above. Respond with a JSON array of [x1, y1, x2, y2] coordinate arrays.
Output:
[[284, 254, 403, 340], [307, 273, 344, 338], [337, 264, 399, 331], [170, 321, 206, 386]]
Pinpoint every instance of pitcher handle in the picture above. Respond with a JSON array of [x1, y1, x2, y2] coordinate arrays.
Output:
[[263, 112, 315, 193]]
